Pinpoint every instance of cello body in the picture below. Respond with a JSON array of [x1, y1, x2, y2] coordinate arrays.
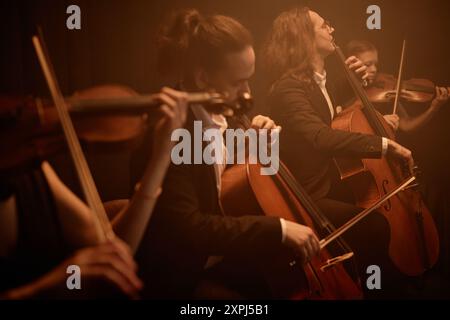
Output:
[[332, 102, 439, 276], [221, 161, 363, 299]]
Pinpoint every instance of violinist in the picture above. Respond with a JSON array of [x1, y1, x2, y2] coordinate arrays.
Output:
[[263, 7, 415, 297], [346, 40, 449, 132], [132, 9, 321, 299], [0, 87, 187, 299]]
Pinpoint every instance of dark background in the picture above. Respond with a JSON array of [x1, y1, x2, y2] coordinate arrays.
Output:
[[2, 0, 450, 102], [2, 0, 450, 289]]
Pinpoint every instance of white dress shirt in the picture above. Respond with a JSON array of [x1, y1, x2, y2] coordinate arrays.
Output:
[[314, 71, 335, 120]]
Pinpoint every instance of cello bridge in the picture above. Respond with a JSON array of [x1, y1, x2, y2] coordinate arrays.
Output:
[[320, 252, 354, 272]]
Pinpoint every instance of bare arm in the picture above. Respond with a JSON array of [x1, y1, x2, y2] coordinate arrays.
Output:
[[111, 87, 188, 253], [41, 161, 99, 248], [111, 151, 171, 254], [0, 196, 18, 257], [399, 87, 449, 133]]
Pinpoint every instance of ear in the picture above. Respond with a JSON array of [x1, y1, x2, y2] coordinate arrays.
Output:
[[194, 68, 209, 90]]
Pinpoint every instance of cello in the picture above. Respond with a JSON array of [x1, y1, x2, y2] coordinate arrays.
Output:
[[181, 92, 360, 299], [331, 43, 440, 276], [220, 110, 417, 299], [218, 114, 362, 299]]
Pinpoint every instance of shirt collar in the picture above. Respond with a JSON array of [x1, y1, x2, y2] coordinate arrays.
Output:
[[210, 113, 228, 135], [313, 71, 327, 85], [190, 104, 228, 133]]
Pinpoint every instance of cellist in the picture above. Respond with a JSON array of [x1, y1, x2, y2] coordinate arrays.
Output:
[[345, 40, 449, 132], [132, 9, 321, 299], [263, 6, 415, 297]]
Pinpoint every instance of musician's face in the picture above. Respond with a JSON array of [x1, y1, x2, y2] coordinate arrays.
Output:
[[197, 45, 255, 102], [355, 50, 379, 83], [310, 11, 335, 57]]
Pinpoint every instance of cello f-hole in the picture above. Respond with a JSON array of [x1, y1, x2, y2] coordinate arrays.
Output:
[[382, 180, 392, 211]]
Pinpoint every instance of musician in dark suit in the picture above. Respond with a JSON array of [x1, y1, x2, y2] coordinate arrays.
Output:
[[263, 7, 415, 297], [133, 9, 321, 299], [267, 74, 383, 201]]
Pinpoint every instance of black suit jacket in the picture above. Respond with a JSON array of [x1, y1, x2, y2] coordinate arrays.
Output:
[[268, 75, 383, 200], [134, 111, 282, 299]]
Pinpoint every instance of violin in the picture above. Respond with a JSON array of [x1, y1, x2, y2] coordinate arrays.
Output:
[[0, 85, 148, 150], [0, 84, 155, 181], [0, 85, 249, 177], [365, 73, 450, 104], [1, 85, 247, 144], [331, 43, 440, 276]]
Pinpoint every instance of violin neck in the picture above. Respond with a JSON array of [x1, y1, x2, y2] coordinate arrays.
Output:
[[69, 92, 229, 115]]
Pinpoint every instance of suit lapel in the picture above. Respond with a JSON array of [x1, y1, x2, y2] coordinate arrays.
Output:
[[186, 108, 222, 214], [325, 81, 338, 112]]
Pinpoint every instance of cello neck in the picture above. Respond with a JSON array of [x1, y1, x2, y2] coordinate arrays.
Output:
[[277, 162, 335, 231], [334, 44, 389, 137]]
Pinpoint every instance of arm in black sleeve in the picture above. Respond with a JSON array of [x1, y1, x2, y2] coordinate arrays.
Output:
[[153, 161, 282, 257], [270, 78, 383, 158]]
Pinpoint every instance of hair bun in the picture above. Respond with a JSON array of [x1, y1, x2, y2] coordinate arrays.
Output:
[[182, 9, 202, 36], [156, 9, 203, 81], [167, 9, 202, 45]]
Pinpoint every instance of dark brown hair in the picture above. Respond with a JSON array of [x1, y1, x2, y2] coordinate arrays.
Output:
[[156, 9, 253, 88], [261, 6, 316, 86], [345, 40, 377, 57]]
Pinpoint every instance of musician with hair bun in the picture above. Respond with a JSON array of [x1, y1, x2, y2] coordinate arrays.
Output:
[[133, 9, 322, 299]]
